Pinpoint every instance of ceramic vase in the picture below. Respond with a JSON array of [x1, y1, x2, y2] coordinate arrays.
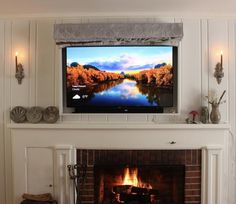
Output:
[[210, 103, 221, 124]]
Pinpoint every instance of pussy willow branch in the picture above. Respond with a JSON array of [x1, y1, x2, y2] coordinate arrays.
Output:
[[218, 90, 226, 104], [206, 90, 226, 105]]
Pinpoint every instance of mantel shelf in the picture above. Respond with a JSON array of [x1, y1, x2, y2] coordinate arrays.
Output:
[[7, 122, 230, 130]]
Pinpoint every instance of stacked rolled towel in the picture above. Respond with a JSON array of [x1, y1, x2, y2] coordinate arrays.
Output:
[[21, 193, 57, 204]]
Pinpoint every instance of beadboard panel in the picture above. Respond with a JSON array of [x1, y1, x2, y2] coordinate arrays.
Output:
[[4, 21, 14, 204], [180, 19, 202, 115], [11, 21, 30, 107], [200, 19, 209, 107], [228, 20, 236, 204], [0, 20, 6, 204], [36, 19, 56, 107], [26, 147, 54, 195], [29, 20, 37, 107], [208, 19, 229, 123]]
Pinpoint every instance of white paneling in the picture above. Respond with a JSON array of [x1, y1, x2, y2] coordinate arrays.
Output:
[[127, 114, 148, 122], [11, 20, 30, 107], [36, 19, 56, 106], [107, 114, 128, 122], [0, 20, 6, 204], [61, 18, 83, 24], [54, 20, 63, 107], [4, 20, 13, 204], [26, 148, 54, 194], [88, 114, 108, 122], [180, 19, 202, 115], [29, 20, 37, 106], [227, 20, 236, 204], [0, 16, 235, 204], [208, 19, 229, 123], [201, 19, 209, 107]]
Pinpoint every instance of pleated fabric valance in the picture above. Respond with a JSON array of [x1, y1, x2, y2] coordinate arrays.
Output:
[[54, 23, 183, 46]]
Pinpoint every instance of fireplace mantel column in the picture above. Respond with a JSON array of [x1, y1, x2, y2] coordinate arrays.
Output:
[[201, 146, 223, 204], [53, 145, 76, 204]]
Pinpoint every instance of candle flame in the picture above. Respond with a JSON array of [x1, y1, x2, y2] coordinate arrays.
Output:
[[220, 50, 223, 55], [15, 52, 18, 56]]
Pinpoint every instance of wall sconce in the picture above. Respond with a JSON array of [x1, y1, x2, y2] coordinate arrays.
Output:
[[214, 51, 224, 84], [15, 52, 24, 84]]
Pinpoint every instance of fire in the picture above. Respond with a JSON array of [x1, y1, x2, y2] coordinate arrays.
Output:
[[122, 167, 152, 189], [122, 168, 139, 186]]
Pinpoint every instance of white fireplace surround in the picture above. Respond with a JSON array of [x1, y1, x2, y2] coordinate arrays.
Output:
[[9, 123, 230, 204]]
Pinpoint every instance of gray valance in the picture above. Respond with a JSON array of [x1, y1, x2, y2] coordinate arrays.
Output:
[[54, 23, 183, 46]]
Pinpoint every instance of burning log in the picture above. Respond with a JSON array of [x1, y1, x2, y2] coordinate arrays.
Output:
[[112, 185, 160, 204], [120, 193, 151, 203], [149, 189, 159, 196], [113, 185, 159, 196], [131, 186, 148, 194], [113, 185, 132, 194]]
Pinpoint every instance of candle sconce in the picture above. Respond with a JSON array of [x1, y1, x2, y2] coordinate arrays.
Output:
[[15, 52, 24, 84], [214, 51, 224, 84]]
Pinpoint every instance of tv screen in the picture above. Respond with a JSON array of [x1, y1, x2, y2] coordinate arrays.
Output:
[[63, 46, 177, 113]]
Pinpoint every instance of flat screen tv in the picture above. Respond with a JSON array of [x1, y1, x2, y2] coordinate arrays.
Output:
[[62, 45, 178, 113]]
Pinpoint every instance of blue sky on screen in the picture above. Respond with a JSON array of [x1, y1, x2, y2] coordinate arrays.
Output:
[[67, 46, 172, 72]]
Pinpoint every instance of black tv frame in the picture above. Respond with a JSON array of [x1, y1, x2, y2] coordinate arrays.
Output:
[[62, 45, 178, 114]]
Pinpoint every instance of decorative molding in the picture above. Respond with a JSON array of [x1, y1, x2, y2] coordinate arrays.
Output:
[[53, 145, 76, 204], [201, 146, 223, 204], [7, 123, 231, 130]]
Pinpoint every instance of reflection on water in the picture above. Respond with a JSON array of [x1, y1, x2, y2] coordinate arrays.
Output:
[[68, 79, 173, 107]]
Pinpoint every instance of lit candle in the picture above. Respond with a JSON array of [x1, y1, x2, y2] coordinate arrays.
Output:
[[220, 51, 223, 67], [15, 52, 18, 72]]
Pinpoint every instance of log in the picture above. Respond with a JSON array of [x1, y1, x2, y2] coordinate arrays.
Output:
[[131, 186, 148, 194], [113, 185, 159, 196], [22, 193, 53, 202], [113, 185, 132, 194], [120, 193, 150, 203], [149, 189, 159, 196]]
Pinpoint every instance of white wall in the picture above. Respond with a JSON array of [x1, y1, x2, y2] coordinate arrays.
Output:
[[0, 16, 235, 204], [0, 20, 6, 204]]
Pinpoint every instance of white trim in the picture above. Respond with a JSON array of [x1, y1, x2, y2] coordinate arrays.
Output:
[[201, 146, 223, 204], [53, 146, 76, 204], [3, 14, 236, 20], [7, 123, 230, 130]]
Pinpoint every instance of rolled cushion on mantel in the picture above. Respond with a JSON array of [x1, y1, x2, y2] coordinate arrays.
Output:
[[54, 23, 183, 46]]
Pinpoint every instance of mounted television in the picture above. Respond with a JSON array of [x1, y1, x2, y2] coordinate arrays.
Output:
[[62, 45, 178, 113]]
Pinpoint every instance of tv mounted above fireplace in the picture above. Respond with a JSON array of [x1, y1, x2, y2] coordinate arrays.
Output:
[[62, 45, 178, 113]]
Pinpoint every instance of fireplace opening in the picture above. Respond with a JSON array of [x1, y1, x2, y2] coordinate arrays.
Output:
[[94, 165, 185, 204], [76, 149, 201, 204]]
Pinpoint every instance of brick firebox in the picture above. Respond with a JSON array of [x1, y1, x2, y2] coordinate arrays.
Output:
[[77, 150, 201, 204]]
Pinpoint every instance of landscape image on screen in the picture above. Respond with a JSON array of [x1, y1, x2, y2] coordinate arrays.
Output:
[[66, 46, 174, 108]]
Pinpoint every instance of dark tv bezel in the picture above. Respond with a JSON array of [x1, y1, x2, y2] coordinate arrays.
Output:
[[62, 45, 178, 113]]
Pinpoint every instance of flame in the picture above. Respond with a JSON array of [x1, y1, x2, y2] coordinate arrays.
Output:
[[123, 168, 139, 186], [122, 168, 152, 189]]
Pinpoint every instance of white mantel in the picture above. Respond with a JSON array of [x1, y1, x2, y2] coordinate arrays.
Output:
[[8, 123, 231, 204], [8, 123, 230, 130]]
